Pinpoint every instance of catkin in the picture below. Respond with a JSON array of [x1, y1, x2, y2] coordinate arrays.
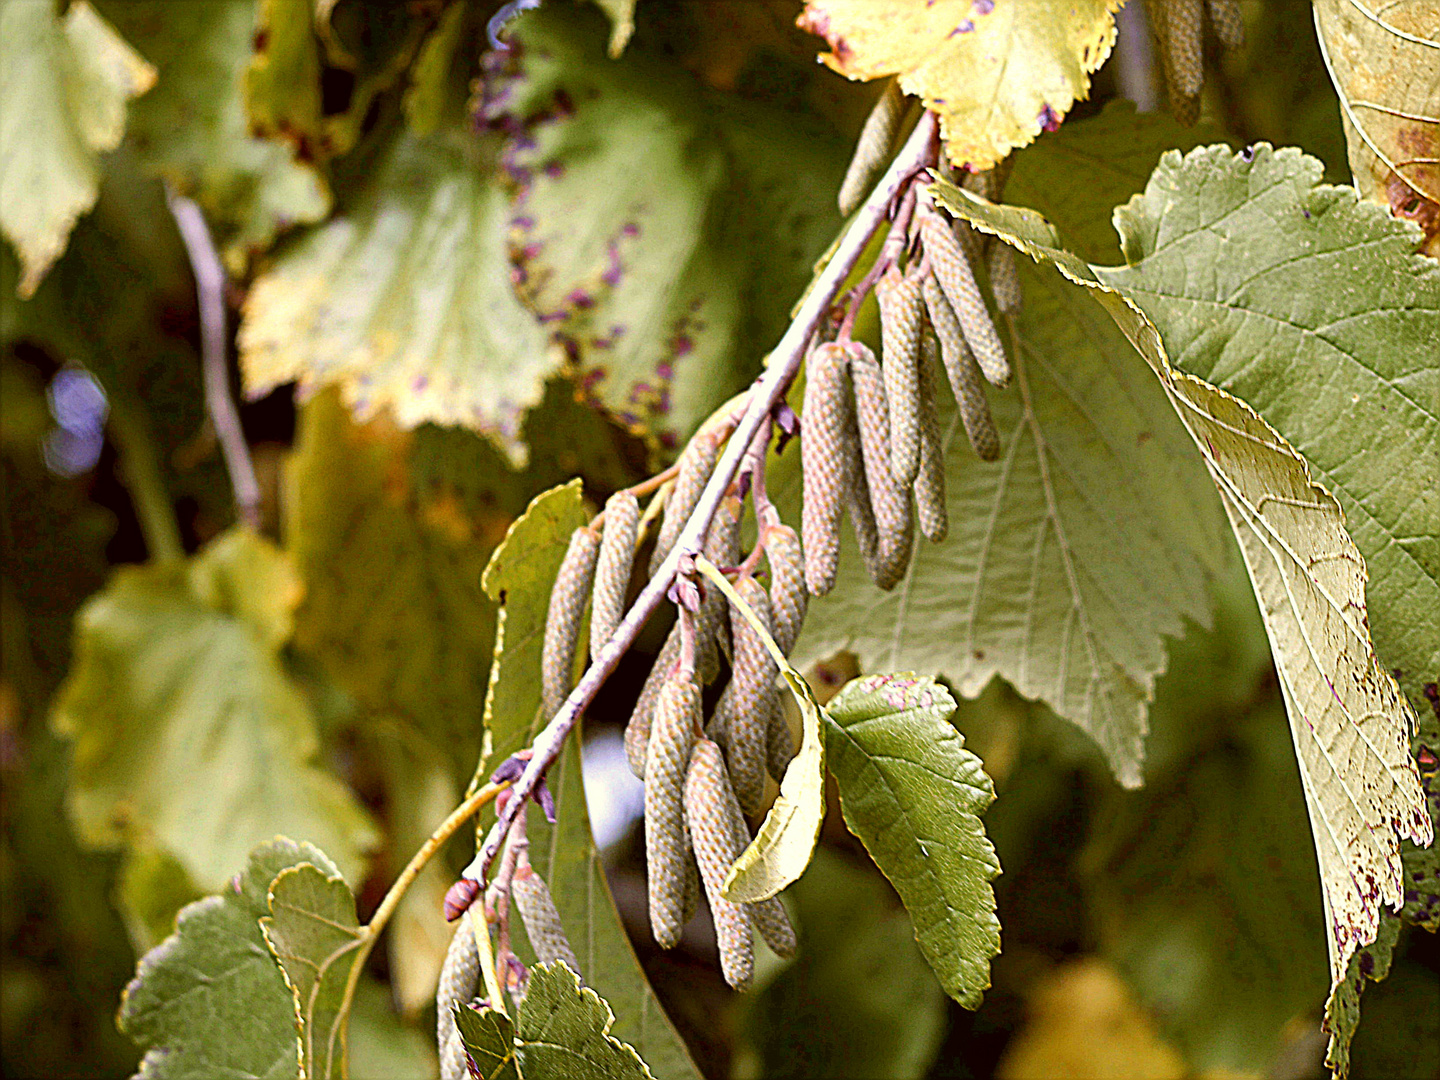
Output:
[[1207, 0, 1244, 50], [801, 342, 853, 596], [590, 492, 639, 662], [512, 864, 580, 974], [764, 523, 807, 655], [923, 274, 1001, 462], [766, 698, 796, 782], [712, 576, 776, 815], [542, 527, 601, 719], [1158, 0, 1203, 124], [919, 212, 1011, 388], [682, 834, 700, 925], [847, 342, 915, 590], [698, 493, 743, 683], [719, 794, 797, 959], [651, 430, 722, 574], [646, 676, 701, 948], [626, 622, 681, 777], [838, 79, 905, 216], [986, 242, 1021, 315], [875, 267, 924, 488], [684, 739, 754, 990], [437, 920, 480, 1080], [914, 336, 948, 542]]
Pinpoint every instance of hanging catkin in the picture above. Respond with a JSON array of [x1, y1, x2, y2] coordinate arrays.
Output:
[[766, 698, 796, 782], [875, 266, 925, 488], [765, 523, 807, 655], [1158, 0, 1203, 124], [718, 792, 797, 959], [650, 430, 722, 574], [801, 342, 853, 596], [919, 211, 1011, 387], [684, 738, 754, 990], [986, 242, 1022, 315], [625, 622, 681, 777], [697, 493, 743, 684], [914, 336, 949, 542], [437, 919, 480, 1080], [512, 862, 580, 974], [589, 491, 638, 662], [847, 342, 915, 590], [711, 576, 776, 815], [837, 79, 905, 216], [646, 675, 701, 948], [922, 274, 1001, 462], [541, 527, 600, 719], [1207, 0, 1244, 50]]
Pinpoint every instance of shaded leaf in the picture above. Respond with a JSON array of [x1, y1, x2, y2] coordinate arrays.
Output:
[[348, 979, 439, 1080], [513, 963, 654, 1080], [797, 0, 1120, 170], [455, 1004, 522, 1080], [823, 674, 1001, 1008], [592, 0, 637, 57], [115, 844, 203, 955], [245, 0, 324, 156], [51, 528, 378, 891], [403, 0, 471, 138], [0, 0, 155, 296]]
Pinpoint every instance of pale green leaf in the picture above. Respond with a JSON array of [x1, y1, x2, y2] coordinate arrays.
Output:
[[591, 0, 636, 57], [0, 0, 155, 296], [117, 838, 333, 1080], [513, 963, 654, 1080], [797, 0, 1120, 170], [402, 0, 470, 137], [245, 0, 324, 152], [115, 844, 202, 956], [347, 980, 439, 1080], [822, 674, 1001, 1009], [51, 528, 378, 891], [455, 1004, 522, 1080]]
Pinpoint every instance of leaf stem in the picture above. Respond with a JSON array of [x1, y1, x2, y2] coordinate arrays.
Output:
[[461, 110, 940, 886], [106, 395, 184, 564]]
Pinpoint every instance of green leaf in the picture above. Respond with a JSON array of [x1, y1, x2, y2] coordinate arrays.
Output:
[[51, 528, 378, 892], [115, 844, 203, 955], [0, 0, 155, 297], [347, 979, 439, 1080], [822, 674, 1001, 1009], [99, 0, 330, 272], [260, 862, 366, 1080], [244, 0, 324, 155], [402, 0, 470, 137], [514, 963, 654, 1080], [117, 838, 334, 1080], [455, 1004, 522, 1080], [734, 849, 947, 1080]]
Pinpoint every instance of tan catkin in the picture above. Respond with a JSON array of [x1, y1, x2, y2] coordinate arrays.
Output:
[[711, 576, 776, 815], [626, 621, 681, 777], [875, 266, 925, 488], [542, 527, 601, 719], [847, 341, 914, 590], [1207, 0, 1244, 50], [766, 698, 796, 782], [650, 430, 722, 574], [512, 864, 580, 974], [986, 242, 1022, 315], [838, 79, 905, 216], [914, 336, 949, 542], [919, 211, 1011, 387], [923, 274, 1001, 462], [684, 738, 754, 990], [437, 919, 480, 1080], [765, 523, 807, 654], [698, 493, 743, 684], [646, 676, 701, 948], [1158, 0, 1203, 124], [718, 793, 797, 959], [589, 492, 639, 662], [801, 342, 853, 596]]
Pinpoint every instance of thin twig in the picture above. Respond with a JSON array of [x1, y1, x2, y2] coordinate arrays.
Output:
[[164, 184, 262, 531], [458, 111, 941, 887]]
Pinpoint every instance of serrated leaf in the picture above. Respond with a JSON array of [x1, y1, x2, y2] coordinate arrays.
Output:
[[455, 1004, 522, 1080], [99, 0, 329, 272], [1313, 0, 1440, 254], [0, 0, 155, 297], [118, 838, 336, 1080], [936, 144, 1434, 1075], [260, 862, 365, 1080], [513, 963, 654, 1080], [51, 529, 378, 892], [822, 674, 1001, 1009], [796, 0, 1120, 170]]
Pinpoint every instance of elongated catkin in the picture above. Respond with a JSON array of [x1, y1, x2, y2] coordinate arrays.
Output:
[[646, 676, 701, 948], [986, 242, 1021, 315], [437, 919, 479, 1080], [698, 493, 743, 684], [1158, 0, 1203, 124], [625, 621, 681, 777], [838, 79, 905, 216], [766, 697, 796, 782], [651, 430, 722, 574], [923, 274, 1000, 462], [801, 342, 853, 596], [875, 266, 924, 488], [914, 336, 948, 542], [719, 793, 797, 959], [919, 211, 1011, 387], [847, 342, 914, 590], [1207, 0, 1243, 50], [765, 523, 807, 655], [512, 864, 580, 974], [685, 738, 754, 990], [712, 576, 776, 815], [542, 527, 600, 719], [590, 492, 638, 662]]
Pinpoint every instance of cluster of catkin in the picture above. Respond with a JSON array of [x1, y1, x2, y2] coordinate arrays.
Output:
[[1150, 0, 1244, 124]]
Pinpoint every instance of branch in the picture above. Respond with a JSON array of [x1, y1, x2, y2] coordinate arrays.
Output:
[[164, 185, 263, 531], [458, 110, 941, 888]]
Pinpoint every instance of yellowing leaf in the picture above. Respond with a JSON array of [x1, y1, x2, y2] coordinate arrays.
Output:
[[0, 0, 155, 296], [797, 0, 1121, 170]]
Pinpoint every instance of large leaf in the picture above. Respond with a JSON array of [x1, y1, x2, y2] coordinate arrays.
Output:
[[796, 0, 1121, 170], [98, 0, 329, 272], [936, 144, 1434, 1072], [0, 0, 155, 296], [822, 674, 1001, 1008], [1313, 0, 1440, 254], [117, 838, 330, 1080], [51, 529, 378, 891]]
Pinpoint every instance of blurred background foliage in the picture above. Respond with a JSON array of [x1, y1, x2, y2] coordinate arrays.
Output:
[[1, 0, 1435, 1078]]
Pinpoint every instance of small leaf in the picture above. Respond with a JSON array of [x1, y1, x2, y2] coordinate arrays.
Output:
[[823, 674, 1001, 1009], [455, 1004, 522, 1080], [0, 0, 155, 296], [513, 963, 654, 1080], [797, 0, 1121, 170]]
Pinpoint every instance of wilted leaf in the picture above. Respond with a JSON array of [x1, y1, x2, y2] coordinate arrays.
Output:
[[513, 962, 654, 1080], [52, 528, 378, 891], [1313, 0, 1440, 254], [797, 0, 1121, 170], [823, 674, 1001, 1008], [99, 0, 329, 272], [0, 0, 155, 297], [117, 838, 333, 1080], [455, 1004, 522, 1080]]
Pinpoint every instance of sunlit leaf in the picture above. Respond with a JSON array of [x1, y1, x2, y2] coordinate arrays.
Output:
[[454, 1004, 521, 1080], [514, 962, 654, 1080]]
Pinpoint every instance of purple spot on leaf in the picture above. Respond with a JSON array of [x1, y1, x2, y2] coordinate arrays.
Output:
[[1039, 104, 1061, 131], [973, 0, 994, 12]]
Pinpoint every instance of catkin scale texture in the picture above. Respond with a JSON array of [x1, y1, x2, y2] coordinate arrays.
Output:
[[625, 621, 681, 777], [764, 523, 807, 655], [875, 267, 924, 488], [848, 342, 915, 590], [713, 576, 776, 815], [698, 493, 743, 683], [512, 866, 580, 974], [651, 431, 722, 574], [719, 793, 798, 959], [801, 342, 853, 595], [1207, 0, 1244, 50], [541, 528, 600, 719], [838, 79, 905, 216], [1157, 0, 1203, 123], [766, 697, 796, 782], [590, 492, 639, 662], [646, 677, 701, 948], [986, 242, 1022, 315], [914, 336, 949, 542], [919, 212, 1011, 388], [437, 920, 480, 1080], [923, 274, 1001, 462], [685, 739, 754, 990]]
